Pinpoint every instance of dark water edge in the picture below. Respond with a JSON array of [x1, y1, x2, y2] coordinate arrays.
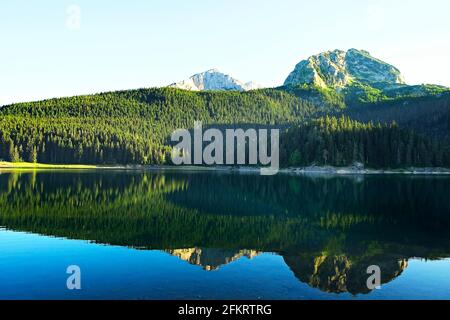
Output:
[[0, 170, 449, 300]]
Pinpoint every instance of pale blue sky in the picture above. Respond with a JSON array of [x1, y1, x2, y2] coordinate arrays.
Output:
[[1, 0, 449, 105]]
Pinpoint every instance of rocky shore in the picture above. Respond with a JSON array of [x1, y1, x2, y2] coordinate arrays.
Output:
[[101, 164, 450, 176]]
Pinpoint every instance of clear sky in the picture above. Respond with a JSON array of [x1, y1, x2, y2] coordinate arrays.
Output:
[[1, 0, 449, 105]]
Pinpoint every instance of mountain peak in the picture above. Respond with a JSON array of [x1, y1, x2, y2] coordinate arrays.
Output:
[[284, 49, 405, 88], [205, 68, 220, 73], [169, 69, 262, 91]]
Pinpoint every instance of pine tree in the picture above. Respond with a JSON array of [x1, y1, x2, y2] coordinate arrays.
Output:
[[9, 143, 21, 163], [29, 146, 38, 163]]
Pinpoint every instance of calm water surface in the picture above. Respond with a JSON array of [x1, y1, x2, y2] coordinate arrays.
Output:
[[0, 170, 449, 300]]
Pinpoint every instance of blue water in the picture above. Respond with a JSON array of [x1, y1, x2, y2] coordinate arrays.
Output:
[[0, 171, 449, 299], [0, 230, 448, 300]]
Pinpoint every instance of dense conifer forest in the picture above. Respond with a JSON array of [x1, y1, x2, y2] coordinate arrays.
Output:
[[0, 86, 449, 167], [281, 116, 450, 168]]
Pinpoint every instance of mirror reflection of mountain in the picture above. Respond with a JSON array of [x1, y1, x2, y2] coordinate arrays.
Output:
[[166, 248, 260, 271], [0, 170, 449, 295], [284, 253, 408, 295]]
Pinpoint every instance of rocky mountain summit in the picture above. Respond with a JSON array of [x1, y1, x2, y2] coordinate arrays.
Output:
[[167, 50, 447, 102], [284, 49, 405, 89], [169, 69, 261, 91]]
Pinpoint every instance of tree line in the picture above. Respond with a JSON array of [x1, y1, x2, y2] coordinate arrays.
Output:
[[0, 88, 315, 164], [0, 87, 449, 167], [281, 116, 450, 168]]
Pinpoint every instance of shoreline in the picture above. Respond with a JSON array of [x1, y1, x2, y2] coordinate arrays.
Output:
[[100, 164, 450, 175], [1, 162, 450, 175]]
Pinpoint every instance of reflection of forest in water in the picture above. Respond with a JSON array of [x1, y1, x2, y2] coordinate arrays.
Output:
[[0, 170, 449, 295]]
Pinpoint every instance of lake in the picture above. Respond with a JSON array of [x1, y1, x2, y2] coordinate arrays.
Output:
[[0, 170, 449, 300]]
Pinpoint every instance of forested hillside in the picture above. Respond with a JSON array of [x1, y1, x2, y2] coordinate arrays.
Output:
[[346, 91, 450, 140], [281, 116, 450, 168], [0, 88, 317, 165], [0, 86, 449, 167]]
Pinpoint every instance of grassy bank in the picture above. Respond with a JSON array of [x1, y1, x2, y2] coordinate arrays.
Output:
[[0, 161, 97, 169]]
